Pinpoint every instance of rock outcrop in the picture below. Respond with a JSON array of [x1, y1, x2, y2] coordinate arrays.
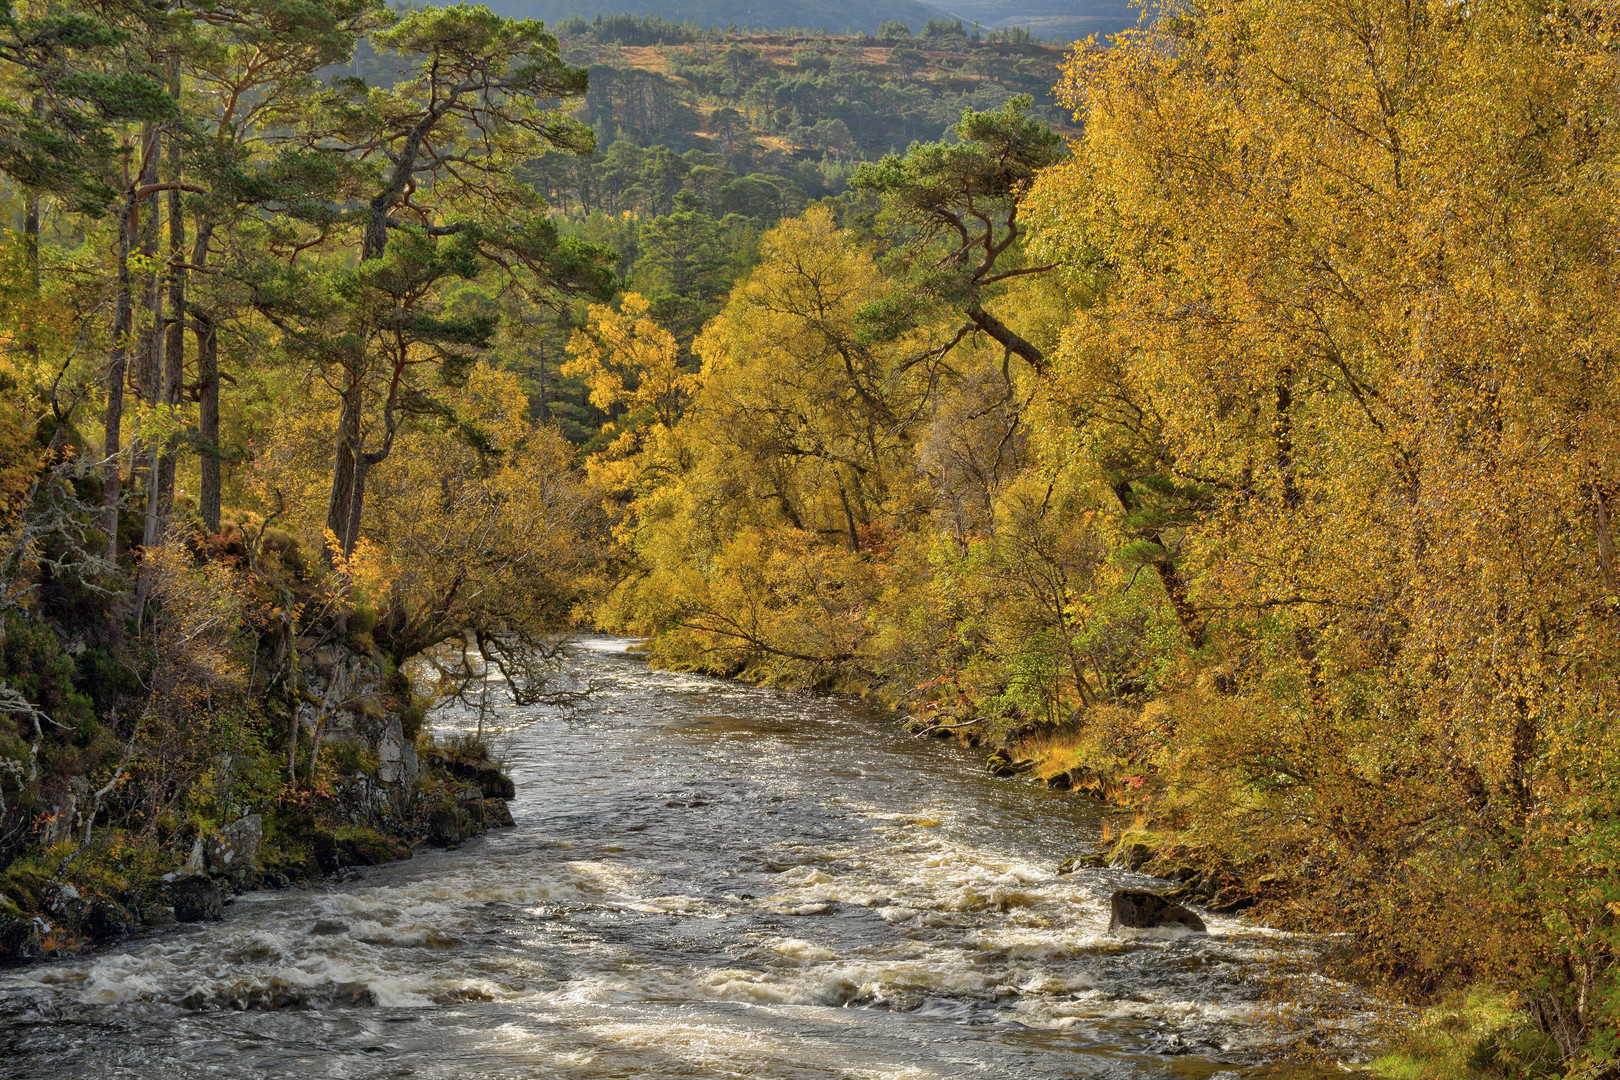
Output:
[[1108, 889, 1207, 933], [205, 814, 262, 887]]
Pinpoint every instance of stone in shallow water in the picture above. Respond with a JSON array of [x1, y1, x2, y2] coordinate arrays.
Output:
[[1108, 889, 1207, 933], [168, 875, 225, 923]]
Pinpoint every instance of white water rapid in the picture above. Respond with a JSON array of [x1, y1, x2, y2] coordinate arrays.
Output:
[[0, 638, 1377, 1078]]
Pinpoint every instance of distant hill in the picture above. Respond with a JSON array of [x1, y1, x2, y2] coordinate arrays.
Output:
[[483, 0, 957, 36], [483, 0, 1139, 42], [938, 0, 1141, 43]]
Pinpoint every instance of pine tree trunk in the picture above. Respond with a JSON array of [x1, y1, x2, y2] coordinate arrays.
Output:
[[154, 114, 186, 537], [22, 192, 38, 366], [103, 179, 137, 561], [191, 219, 220, 532], [323, 379, 363, 558]]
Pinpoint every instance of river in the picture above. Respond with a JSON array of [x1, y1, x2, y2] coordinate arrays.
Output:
[[0, 638, 1375, 1078]]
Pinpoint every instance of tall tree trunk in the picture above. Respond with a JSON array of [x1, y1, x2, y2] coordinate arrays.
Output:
[[191, 221, 220, 532], [1274, 364, 1299, 510], [133, 126, 163, 404], [133, 124, 163, 566], [323, 378, 363, 558], [22, 193, 38, 366], [342, 452, 373, 555], [104, 184, 136, 561], [23, 97, 41, 365], [150, 109, 186, 546]]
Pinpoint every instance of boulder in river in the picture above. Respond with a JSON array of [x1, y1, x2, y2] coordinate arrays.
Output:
[[1056, 854, 1107, 875], [485, 797, 516, 827], [1108, 889, 1207, 934], [427, 805, 475, 847], [167, 874, 225, 923], [428, 750, 515, 801], [85, 899, 138, 941]]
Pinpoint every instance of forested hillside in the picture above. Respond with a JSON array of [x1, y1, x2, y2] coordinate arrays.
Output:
[[489, 14, 1070, 438], [569, 9, 1620, 1077], [483, 0, 953, 38]]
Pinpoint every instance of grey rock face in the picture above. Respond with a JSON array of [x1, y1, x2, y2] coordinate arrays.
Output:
[[205, 814, 263, 883]]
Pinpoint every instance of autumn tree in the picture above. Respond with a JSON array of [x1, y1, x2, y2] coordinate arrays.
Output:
[[1029, 0, 1620, 1061]]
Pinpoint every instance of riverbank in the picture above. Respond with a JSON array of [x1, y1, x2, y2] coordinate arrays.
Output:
[[0, 643, 520, 962], [901, 714, 1558, 1080]]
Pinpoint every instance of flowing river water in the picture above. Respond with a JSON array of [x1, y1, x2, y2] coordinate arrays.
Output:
[[0, 638, 1376, 1078]]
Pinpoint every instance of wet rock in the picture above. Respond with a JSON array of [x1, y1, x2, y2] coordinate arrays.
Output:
[[1066, 767, 1108, 800], [313, 827, 410, 871], [331, 981, 377, 1007], [168, 874, 225, 923], [1108, 889, 1207, 933], [986, 750, 1035, 778], [446, 757, 515, 801], [427, 806, 475, 847], [85, 899, 138, 941], [1056, 854, 1107, 875], [450, 786, 491, 833], [310, 919, 348, 936], [205, 814, 262, 885], [1207, 889, 1254, 914], [485, 797, 516, 827], [0, 912, 37, 957], [1111, 841, 1155, 871], [140, 904, 177, 927]]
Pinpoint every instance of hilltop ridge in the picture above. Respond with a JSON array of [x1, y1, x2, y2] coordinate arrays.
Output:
[[482, 0, 1137, 42]]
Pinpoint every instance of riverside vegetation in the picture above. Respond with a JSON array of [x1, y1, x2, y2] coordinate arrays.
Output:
[[0, 0, 1616, 1077]]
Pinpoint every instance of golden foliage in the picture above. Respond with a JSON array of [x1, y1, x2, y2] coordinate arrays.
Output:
[[1027, 0, 1620, 1057]]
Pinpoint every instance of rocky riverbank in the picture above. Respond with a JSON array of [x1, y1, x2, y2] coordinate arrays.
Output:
[[0, 643, 517, 961], [906, 716, 1260, 919]]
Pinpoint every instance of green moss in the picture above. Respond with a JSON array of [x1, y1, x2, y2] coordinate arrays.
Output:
[[331, 825, 410, 866], [1372, 993, 1560, 1080], [321, 738, 380, 778]]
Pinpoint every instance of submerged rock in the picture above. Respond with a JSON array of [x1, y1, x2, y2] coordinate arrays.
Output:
[[1056, 854, 1106, 875], [1108, 889, 1207, 933]]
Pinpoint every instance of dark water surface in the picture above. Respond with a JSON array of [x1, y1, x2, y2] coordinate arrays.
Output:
[[0, 638, 1374, 1078]]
